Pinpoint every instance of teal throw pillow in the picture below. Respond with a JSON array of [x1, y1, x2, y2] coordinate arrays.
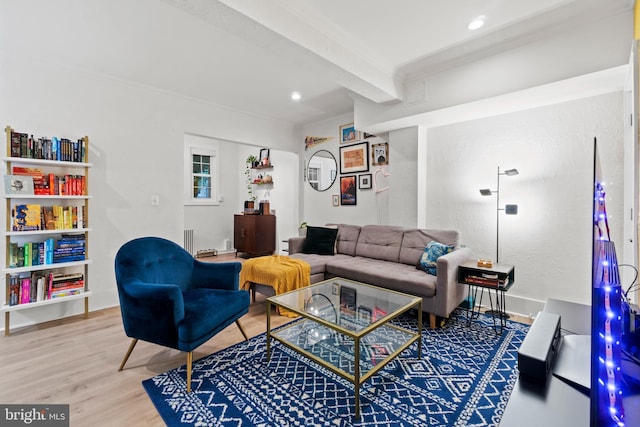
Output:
[[416, 241, 454, 275]]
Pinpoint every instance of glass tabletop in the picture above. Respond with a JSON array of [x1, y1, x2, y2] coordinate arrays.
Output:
[[267, 277, 421, 336]]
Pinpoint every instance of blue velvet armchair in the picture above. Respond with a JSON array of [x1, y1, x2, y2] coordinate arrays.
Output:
[[115, 236, 250, 392]]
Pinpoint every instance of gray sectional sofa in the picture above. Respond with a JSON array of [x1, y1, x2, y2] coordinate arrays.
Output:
[[288, 224, 471, 328]]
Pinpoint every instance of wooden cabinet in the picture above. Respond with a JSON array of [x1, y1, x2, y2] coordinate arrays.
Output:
[[234, 214, 276, 257]]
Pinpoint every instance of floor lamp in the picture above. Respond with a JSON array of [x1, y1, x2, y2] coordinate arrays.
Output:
[[479, 167, 519, 263], [479, 167, 519, 319]]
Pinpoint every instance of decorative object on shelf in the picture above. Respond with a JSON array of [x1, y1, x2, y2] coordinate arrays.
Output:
[[259, 200, 270, 215], [259, 148, 270, 166], [339, 123, 360, 144], [358, 173, 372, 190], [304, 136, 334, 150], [340, 175, 357, 206], [339, 142, 369, 174], [3, 175, 34, 195], [262, 174, 272, 184], [477, 259, 493, 268], [371, 142, 389, 166], [306, 149, 337, 192], [479, 167, 519, 263]]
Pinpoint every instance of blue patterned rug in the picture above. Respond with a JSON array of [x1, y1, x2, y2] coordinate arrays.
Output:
[[143, 309, 529, 426]]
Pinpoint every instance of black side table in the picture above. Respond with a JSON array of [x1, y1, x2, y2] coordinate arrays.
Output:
[[457, 260, 515, 334]]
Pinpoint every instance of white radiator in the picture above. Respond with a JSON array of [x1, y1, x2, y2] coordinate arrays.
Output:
[[184, 229, 194, 256]]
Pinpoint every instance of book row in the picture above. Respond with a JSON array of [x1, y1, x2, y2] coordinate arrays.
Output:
[[9, 130, 86, 163], [8, 272, 85, 306], [9, 235, 86, 268], [463, 275, 510, 288], [6, 166, 86, 196], [11, 204, 87, 231]]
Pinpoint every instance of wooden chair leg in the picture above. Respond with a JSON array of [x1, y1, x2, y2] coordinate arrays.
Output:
[[118, 338, 139, 371], [186, 351, 193, 393], [429, 313, 436, 329], [236, 320, 249, 341]]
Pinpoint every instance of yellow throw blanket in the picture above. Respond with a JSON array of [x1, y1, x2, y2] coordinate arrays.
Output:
[[240, 255, 311, 317]]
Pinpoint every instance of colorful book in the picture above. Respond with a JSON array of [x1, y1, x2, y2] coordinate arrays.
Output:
[[12, 204, 41, 231], [20, 278, 31, 304]]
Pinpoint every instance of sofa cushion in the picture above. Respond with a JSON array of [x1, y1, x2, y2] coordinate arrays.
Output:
[[355, 225, 404, 262], [302, 226, 339, 255], [399, 229, 460, 265], [329, 224, 361, 256], [416, 241, 454, 275], [289, 253, 351, 276], [325, 257, 437, 298]]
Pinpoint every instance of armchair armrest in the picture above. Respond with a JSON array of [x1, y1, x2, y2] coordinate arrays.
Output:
[[434, 247, 472, 317], [118, 280, 185, 345], [288, 236, 306, 254], [192, 260, 242, 291]]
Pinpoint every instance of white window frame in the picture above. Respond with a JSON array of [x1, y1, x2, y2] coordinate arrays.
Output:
[[184, 136, 220, 206]]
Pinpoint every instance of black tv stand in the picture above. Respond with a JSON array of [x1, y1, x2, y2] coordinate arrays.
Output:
[[501, 298, 640, 426]]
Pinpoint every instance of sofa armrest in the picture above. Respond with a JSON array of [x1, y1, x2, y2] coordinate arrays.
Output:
[[288, 236, 306, 254], [118, 280, 185, 342], [434, 247, 472, 317]]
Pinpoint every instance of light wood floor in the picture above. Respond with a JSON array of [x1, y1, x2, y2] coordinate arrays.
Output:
[[0, 254, 532, 426]]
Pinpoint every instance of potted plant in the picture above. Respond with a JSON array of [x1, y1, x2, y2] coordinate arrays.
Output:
[[299, 221, 307, 236], [245, 155, 258, 208]]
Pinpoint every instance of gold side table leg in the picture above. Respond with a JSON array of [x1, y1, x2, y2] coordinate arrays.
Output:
[[266, 300, 272, 361], [4, 312, 9, 336], [354, 336, 361, 418]]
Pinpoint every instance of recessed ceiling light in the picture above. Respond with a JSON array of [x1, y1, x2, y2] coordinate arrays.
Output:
[[468, 16, 485, 30], [291, 91, 301, 101]]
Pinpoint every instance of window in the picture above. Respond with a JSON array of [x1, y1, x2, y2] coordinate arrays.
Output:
[[184, 136, 220, 205], [308, 167, 319, 190], [192, 154, 212, 199]]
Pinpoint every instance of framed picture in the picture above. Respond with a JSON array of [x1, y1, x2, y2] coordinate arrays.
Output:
[[339, 123, 360, 144], [332, 194, 339, 206], [339, 142, 369, 174], [358, 173, 372, 190], [371, 142, 389, 166], [259, 148, 270, 166], [3, 175, 34, 195], [340, 175, 357, 205]]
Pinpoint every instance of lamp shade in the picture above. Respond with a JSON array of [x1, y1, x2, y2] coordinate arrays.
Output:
[[505, 204, 518, 215]]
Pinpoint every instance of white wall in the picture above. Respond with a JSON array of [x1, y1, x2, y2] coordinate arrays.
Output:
[[0, 41, 299, 332], [426, 92, 624, 316]]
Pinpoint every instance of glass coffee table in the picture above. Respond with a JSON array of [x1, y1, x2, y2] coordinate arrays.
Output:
[[266, 277, 422, 417]]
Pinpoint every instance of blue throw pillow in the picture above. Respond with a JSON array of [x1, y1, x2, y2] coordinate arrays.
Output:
[[416, 241, 454, 275]]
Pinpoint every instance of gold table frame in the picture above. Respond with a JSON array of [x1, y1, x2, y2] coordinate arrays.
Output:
[[266, 278, 422, 418]]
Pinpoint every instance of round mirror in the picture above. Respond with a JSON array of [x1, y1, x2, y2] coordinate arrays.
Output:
[[307, 150, 337, 191]]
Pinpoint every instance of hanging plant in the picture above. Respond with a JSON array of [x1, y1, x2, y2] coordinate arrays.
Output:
[[245, 155, 258, 202]]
